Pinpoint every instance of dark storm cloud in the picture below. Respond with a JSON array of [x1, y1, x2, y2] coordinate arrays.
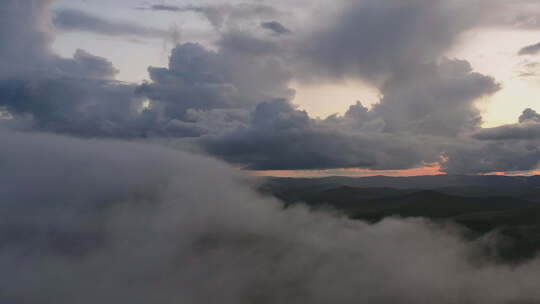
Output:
[[442, 139, 540, 174], [201, 58, 498, 170], [204, 99, 443, 170], [261, 21, 291, 35], [53, 9, 169, 38], [518, 42, 540, 56], [442, 109, 540, 174], [3, 129, 540, 303]]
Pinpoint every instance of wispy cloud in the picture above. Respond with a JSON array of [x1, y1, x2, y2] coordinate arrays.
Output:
[[519, 41, 540, 55], [53, 9, 170, 38], [261, 21, 291, 35]]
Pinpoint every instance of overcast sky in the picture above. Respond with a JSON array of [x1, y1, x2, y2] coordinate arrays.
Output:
[[2, 0, 540, 175]]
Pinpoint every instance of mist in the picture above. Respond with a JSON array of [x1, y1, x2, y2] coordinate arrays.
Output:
[[0, 129, 539, 304]]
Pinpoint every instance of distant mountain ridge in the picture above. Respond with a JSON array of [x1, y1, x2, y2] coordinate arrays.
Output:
[[264, 174, 540, 190], [260, 175, 540, 261]]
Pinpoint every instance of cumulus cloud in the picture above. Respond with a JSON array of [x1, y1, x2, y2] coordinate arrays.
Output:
[[373, 59, 500, 136], [295, 0, 487, 84], [204, 99, 443, 170], [3, 129, 540, 303], [200, 57, 499, 170], [520, 108, 540, 123], [53, 9, 170, 38], [136, 36, 292, 129], [0, 0, 155, 137]]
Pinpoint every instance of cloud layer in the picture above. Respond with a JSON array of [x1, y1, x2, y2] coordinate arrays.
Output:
[[3, 129, 540, 303]]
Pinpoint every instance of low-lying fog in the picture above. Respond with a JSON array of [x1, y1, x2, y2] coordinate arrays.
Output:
[[2, 129, 540, 304]]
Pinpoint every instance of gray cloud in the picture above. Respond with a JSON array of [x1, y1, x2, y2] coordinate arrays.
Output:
[[261, 21, 291, 35], [295, 0, 486, 84], [443, 139, 540, 174], [374, 59, 500, 136], [1, 0, 538, 175], [201, 58, 499, 170], [204, 99, 443, 170], [443, 109, 540, 174], [0, 0, 55, 77], [520, 108, 540, 123], [148, 4, 182, 12], [518, 42, 540, 56], [53, 9, 169, 38], [3, 129, 540, 303], [137, 37, 291, 125], [0, 0, 152, 137], [473, 124, 540, 141], [146, 3, 278, 29]]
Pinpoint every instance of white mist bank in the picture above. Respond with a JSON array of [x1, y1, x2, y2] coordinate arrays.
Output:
[[1, 129, 540, 304]]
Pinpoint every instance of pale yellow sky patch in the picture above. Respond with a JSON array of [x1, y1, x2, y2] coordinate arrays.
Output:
[[290, 79, 382, 119], [449, 28, 540, 127]]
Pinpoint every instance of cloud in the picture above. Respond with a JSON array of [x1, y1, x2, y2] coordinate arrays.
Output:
[[520, 108, 540, 123], [442, 109, 540, 174], [137, 38, 292, 125], [473, 123, 540, 141], [294, 0, 487, 84], [442, 139, 540, 174], [53, 9, 170, 38], [0, 0, 537, 175], [3, 129, 540, 303], [518, 42, 540, 56], [485, 0, 540, 30], [200, 58, 498, 171], [204, 99, 443, 170], [373, 58, 500, 136], [0, 0, 55, 76], [148, 4, 182, 12], [146, 3, 279, 29], [261, 21, 291, 35], [0, 0, 151, 137]]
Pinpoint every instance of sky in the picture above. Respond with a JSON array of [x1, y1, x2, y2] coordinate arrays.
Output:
[[49, 0, 540, 126], [2, 0, 540, 176]]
